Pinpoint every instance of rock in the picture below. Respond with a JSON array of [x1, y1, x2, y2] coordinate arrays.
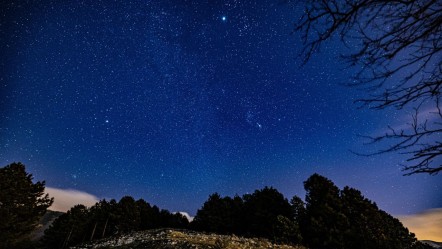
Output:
[[70, 228, 307, 249]]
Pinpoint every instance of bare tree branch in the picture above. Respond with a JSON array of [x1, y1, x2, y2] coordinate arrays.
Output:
[[296, 0, 442, 175]]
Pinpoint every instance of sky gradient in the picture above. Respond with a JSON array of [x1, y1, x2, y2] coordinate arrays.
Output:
[[1, 0, 441, 226]]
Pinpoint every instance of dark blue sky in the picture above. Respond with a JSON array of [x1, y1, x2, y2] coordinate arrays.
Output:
[[1, 0, 441, 216]]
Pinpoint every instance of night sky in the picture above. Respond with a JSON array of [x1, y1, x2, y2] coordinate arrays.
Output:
[[1, 0, 441, 218]]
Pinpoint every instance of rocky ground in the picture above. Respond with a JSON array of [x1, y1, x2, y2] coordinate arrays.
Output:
[[71, 228, 307, 249]]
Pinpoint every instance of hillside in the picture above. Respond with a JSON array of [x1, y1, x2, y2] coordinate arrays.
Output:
[[421, 240, 442, 249], [31, 210, 64, 240], [71, 228, 307, 249]]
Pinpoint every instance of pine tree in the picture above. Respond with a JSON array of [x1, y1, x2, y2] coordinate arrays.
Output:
[[192, 193, 234, 233], [340, 186, 426, 249], [302, 174, 348, 249], [242, 187, 293, 239], [136, 199, 155, 230], [301, 174, 428, 249], [42, 205, 89, 249], [116, 196, 141, 232], [290, 195, 305, 224], [0, 162, 53, 248], [87, 199, 118, 240]]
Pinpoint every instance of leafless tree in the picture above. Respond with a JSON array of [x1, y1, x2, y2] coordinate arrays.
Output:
[[296, 0, 442, 175]]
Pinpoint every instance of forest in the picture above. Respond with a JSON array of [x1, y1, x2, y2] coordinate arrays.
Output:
[[0, 162, 434, 249]]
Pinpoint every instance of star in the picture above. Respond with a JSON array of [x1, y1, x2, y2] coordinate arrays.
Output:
[[2, 0, 440, 223]]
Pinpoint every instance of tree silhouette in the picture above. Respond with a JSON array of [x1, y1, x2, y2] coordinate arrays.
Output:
[[42, 196, 189, 248], [192, 188, 296, 241], [242, 187, 293, 239], [116, 196, 141, 233], [290, 195, 305, 224], [302, 174, 348, 249], [273, 215, 302, 245], [301, 173, 431, 249], [42, 204, 90, 249], [136, 199, 155, 230], [0, 162, 53, 248], [340, 186, 422, 249], [87, 199, 118, 240], [296, 0, 442, 175], [191, 193, 242, 234]]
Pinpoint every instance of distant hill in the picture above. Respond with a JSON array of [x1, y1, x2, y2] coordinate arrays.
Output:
[[31, 210, 64, 240], [71, 228, 306, 249], [421, 240, 442, 249]]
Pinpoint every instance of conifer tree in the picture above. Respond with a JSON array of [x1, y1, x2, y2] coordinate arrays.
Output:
[[192, 193, 235, 233], [302, 174, 348, 249], [117, 196, 141, 232], [302, 174, 431, 249], [42, 205, 89, 249], [0, 162, 53, 248], [242, 187, 293, 239]]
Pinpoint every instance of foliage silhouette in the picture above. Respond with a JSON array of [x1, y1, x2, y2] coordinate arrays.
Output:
[[41, 197, 188, 248], [242, 187, 293, 239], [0, 162, 53, 248], [193, 187, 299, 242], [301, 174, 430, 249], [193, 173, 432, 249], [42, 205, 89, 249], [36, 171, 434, 248], [301, 174, 348, 249], [191, 193, 244, 235]]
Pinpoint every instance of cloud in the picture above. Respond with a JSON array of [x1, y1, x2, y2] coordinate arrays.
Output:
[[398, 208, 442, 242], [45, 187, 100, 212], [176, 212, 194, 222]]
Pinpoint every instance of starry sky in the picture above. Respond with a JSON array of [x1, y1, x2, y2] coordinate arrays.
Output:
[[1, 0, 441, 219]]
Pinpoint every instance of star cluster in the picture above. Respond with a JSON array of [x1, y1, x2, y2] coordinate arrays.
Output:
[[1, 0, 440, 216]]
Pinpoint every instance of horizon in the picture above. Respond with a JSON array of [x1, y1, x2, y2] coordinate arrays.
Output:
[[41, 176, 442, 242]]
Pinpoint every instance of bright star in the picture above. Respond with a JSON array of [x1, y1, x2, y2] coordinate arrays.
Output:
[[221, 16, 226, 21]]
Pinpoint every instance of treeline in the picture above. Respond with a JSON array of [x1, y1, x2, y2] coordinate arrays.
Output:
[[0, 163, 434, 249], [42, 197, 189, 248], [41, 174, 432, 249], [191, 173, 432, 249], [0, 163, 188, 249]]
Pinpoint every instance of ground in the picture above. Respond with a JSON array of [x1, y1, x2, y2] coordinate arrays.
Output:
[[71, 228, 307, 249]]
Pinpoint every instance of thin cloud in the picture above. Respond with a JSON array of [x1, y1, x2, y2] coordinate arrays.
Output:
[[45, 187, 100, 212], [376, 106, 441, 136], [176, 212, 194, 222], [398, 208, 442, 242]]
